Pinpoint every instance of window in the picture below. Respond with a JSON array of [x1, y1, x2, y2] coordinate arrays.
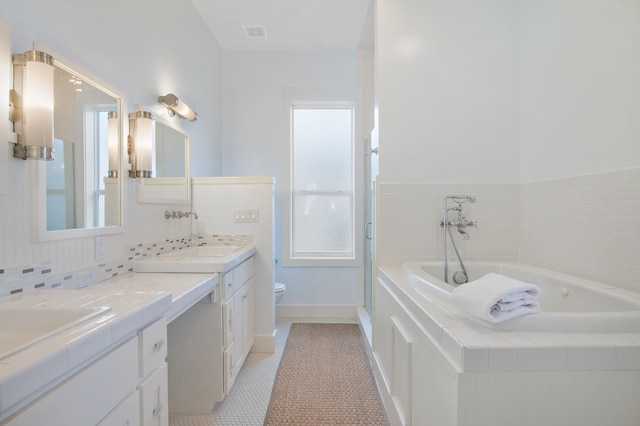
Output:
[[283, 89, 363, 267]]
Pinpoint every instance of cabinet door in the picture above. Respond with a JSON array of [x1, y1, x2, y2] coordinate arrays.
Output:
[[6, 338, 138, 426], [98, 390, 141, 426], [234, 289, 245, 368], [139, 363, 168, 426], [245, 279, 254, 354], [222, 298, 234, 348]]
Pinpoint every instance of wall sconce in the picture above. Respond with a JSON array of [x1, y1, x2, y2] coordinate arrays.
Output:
[[10, 50, 55, 160], [158, 93, 197, 121], [107, 111, 119, 178], [128, 111, 154, 178]]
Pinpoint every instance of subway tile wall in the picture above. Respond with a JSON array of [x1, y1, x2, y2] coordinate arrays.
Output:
[[376, 183, 520, 266], [520, 168, 640, 293], [376, 168, 640, 294]]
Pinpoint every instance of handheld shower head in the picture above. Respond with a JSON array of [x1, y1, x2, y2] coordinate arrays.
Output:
[[448, 194, 476, 204]]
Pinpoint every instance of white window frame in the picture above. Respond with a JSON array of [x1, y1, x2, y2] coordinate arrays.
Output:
[[282, 88, 363, 267]]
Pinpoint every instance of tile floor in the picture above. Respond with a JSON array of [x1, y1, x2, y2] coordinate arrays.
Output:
[[171, 319, 353, 425], [169, 320, 290, 426]]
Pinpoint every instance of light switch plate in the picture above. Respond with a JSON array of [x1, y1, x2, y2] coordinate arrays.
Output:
[[233, 208, 259, 223]]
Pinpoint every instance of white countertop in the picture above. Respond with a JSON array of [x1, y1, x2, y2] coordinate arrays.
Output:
[[87, 272, 218, 323]]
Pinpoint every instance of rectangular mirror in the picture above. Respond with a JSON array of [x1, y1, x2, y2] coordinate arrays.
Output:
[[34, 43, 124, 241], [137, 117, 190, 204]]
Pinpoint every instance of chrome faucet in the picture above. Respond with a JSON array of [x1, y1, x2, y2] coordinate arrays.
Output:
[[440, 203, 477, 238]]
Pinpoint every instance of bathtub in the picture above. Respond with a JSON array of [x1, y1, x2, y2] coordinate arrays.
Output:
[[374, 262, 640, 425], [402, 261, 640, 333]]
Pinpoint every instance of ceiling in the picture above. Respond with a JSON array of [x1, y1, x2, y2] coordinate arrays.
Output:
[[190, 0, 373, 51]]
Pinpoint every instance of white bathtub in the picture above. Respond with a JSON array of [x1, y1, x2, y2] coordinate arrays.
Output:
[[402, 261, 640, 333]]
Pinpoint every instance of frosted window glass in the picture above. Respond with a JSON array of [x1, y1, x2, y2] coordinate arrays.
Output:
[[293, 194, 353, 254], [292, 108, 352, 191], [290, 105, 355, 260]]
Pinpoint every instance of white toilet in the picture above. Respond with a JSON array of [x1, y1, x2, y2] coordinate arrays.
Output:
[[275, 282, 286, 303]]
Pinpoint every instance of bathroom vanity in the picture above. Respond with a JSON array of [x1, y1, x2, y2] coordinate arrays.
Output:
[[167, 255, 255, 413], [0, 290, 172, 425], [0, 244, 255, 424]]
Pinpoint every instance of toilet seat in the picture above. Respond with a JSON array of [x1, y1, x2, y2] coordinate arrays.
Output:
[[275, 282, 286, 293]]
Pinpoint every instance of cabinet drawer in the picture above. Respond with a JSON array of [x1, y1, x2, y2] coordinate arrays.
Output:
[[139, 363, 168, 426], [221, 269, 234, 300], [139, 318, 167, 379], [6, 337, 138, 426], [232, 257, 253, 294]]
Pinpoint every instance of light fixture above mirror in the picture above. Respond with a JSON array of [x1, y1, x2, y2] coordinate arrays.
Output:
[[158, 93, 197, 121], [10, 50, 55, 160]]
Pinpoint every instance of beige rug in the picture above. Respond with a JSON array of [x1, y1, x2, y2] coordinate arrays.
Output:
[[264, 323, 389, 425]]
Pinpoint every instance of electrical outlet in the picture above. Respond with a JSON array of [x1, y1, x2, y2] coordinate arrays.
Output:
[[95, 236, 106, 261], [196, 220, 206, 236]]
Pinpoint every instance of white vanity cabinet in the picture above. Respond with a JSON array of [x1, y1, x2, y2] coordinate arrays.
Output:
[[221, 257, 254, 393], [167, 256, 254, 414], [4, 317, 169, 426]]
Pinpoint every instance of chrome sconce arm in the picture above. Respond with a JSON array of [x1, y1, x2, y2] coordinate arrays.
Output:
[[158, 93, 197, 121]]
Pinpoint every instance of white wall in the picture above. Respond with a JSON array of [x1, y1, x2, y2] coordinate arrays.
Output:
[[376, 0, 520, 184], [519, 0, 640, 181], [375, 0, 640, 292], [220, 50, 363, 308], [0, 0, 222, 277]]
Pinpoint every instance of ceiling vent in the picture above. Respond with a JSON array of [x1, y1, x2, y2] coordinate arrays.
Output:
[[243, 26, 268, 39]]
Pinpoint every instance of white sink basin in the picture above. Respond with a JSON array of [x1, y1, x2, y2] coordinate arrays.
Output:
[[133, 244, 255, 273], [0, 306, 111, 360], [162, 245, 243, 258]]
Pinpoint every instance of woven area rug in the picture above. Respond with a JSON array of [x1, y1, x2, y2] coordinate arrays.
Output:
[[264, 323, 389, 425]]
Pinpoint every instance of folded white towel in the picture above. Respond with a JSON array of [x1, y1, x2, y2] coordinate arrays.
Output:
[[451, 273, 540, 323]]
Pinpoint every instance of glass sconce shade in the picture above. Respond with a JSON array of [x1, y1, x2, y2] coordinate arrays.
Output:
[[12, 50, 55, 160], [129, 111, 154, 178], [107, 111, 119, 177]]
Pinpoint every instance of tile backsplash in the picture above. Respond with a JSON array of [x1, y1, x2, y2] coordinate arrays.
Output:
[[0, 234, 252, 297], [520, 168, 640, 293], [376, 183, 520, 266], [376, 168, 640, 294]]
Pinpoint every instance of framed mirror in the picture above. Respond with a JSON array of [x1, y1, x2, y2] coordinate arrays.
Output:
[[34, 43, 124, 241], [137, 116, 190, 204]]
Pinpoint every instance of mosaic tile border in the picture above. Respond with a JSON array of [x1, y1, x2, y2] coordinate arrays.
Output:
[[0, 234, 251, 298]]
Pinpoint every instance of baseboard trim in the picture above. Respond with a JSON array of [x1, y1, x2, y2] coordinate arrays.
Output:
[[276, 304, 358, 322], [251, 332, 276, 353]]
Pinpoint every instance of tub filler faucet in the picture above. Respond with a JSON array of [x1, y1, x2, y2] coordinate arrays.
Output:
[[440, 195, 477, 284]]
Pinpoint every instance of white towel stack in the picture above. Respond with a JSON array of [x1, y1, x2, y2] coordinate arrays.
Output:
[[451, 272, 540, 324]]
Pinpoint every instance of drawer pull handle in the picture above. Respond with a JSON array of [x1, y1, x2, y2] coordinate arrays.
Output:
[[153, 404, 163, 417], [153, 339, 165, 352]]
